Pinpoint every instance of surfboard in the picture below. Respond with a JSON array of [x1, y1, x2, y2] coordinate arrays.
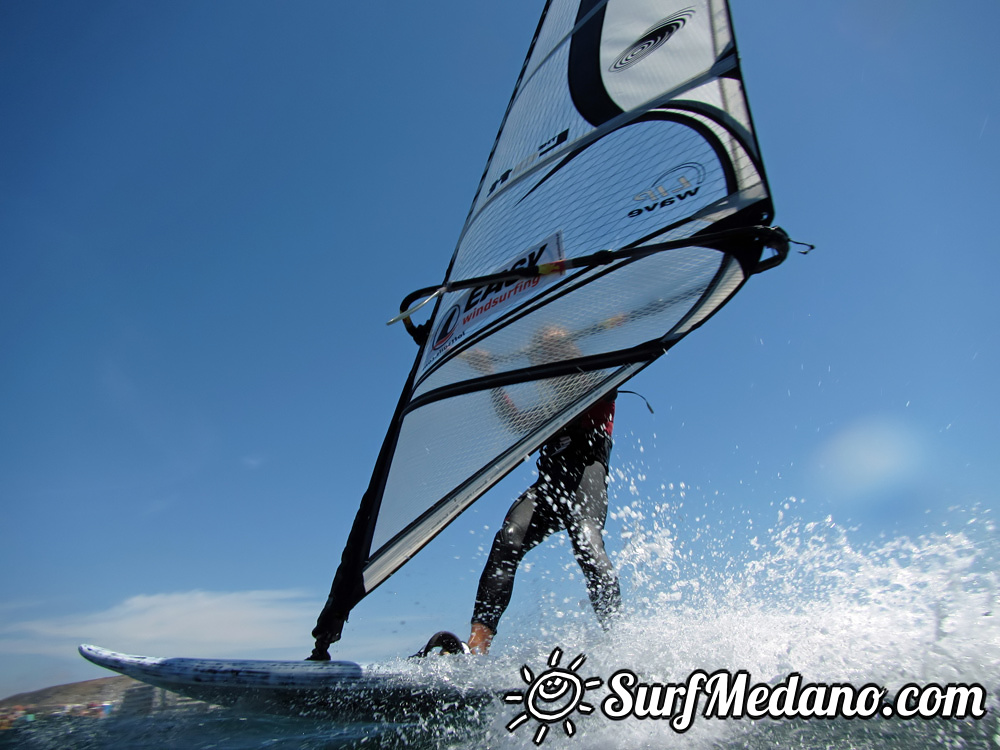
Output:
[[79, 644, 497, 721]]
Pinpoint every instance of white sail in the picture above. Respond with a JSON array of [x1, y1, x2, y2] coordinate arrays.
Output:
[[312, 0, 788, 651]]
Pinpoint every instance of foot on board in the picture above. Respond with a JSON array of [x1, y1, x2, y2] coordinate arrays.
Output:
[[411, 631, 471, 658]]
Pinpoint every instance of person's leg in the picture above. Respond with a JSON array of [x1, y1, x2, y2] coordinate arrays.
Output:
[[470, 485, 559, 652], [564, 461, 621, 629]]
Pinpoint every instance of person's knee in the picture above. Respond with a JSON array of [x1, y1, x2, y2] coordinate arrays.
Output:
[[496, 520, 527, 550], [574, 522, 607, 553]]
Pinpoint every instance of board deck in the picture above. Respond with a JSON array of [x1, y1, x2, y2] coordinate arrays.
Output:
[[79, 644, 497, 721]]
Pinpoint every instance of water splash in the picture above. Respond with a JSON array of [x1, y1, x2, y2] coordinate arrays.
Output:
[[480, 474, 999, 748], [10, 480, 997, 748]]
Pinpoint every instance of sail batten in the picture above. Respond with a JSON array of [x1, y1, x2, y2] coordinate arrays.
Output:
[[313, 0, 787, 652]]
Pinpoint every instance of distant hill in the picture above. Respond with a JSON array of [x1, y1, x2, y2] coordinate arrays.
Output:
[[0, 676, 138, 714]]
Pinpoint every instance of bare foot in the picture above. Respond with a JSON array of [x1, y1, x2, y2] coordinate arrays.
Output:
[[468, 623, 494, 655]]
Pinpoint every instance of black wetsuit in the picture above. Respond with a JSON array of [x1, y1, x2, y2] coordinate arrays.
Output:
[[472, 393, 621, 633]]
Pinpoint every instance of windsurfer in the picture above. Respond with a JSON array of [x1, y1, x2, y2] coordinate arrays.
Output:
[[463, 326, 621, 655]]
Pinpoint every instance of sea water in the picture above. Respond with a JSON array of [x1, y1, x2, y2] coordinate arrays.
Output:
[[4, 498, 997, 749]]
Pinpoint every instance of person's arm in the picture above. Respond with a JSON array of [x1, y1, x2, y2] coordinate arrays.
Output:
[[463, 349, 526, 427]]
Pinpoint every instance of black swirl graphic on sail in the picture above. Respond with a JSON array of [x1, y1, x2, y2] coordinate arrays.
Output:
[[567, 0, 621, 127], [569, 3, 697, 125], [609, 9, 694, 72]]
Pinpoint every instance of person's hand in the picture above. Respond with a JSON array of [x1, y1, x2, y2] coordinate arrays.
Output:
[[463, 349, 494, 374]]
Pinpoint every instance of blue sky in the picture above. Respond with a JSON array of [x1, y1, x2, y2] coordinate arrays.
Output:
[[2, 0, 998, 699]]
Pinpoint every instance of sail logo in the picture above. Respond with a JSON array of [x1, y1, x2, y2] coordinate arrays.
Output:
[[609, 9, 695, 72], [431, 305, 461, 351], [488, 129, 569, 197], [627, 162, 706, 218], [426, 233, 565, 362]]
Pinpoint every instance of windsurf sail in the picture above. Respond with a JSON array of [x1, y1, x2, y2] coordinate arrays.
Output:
[[312, 0, 797, 657]]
